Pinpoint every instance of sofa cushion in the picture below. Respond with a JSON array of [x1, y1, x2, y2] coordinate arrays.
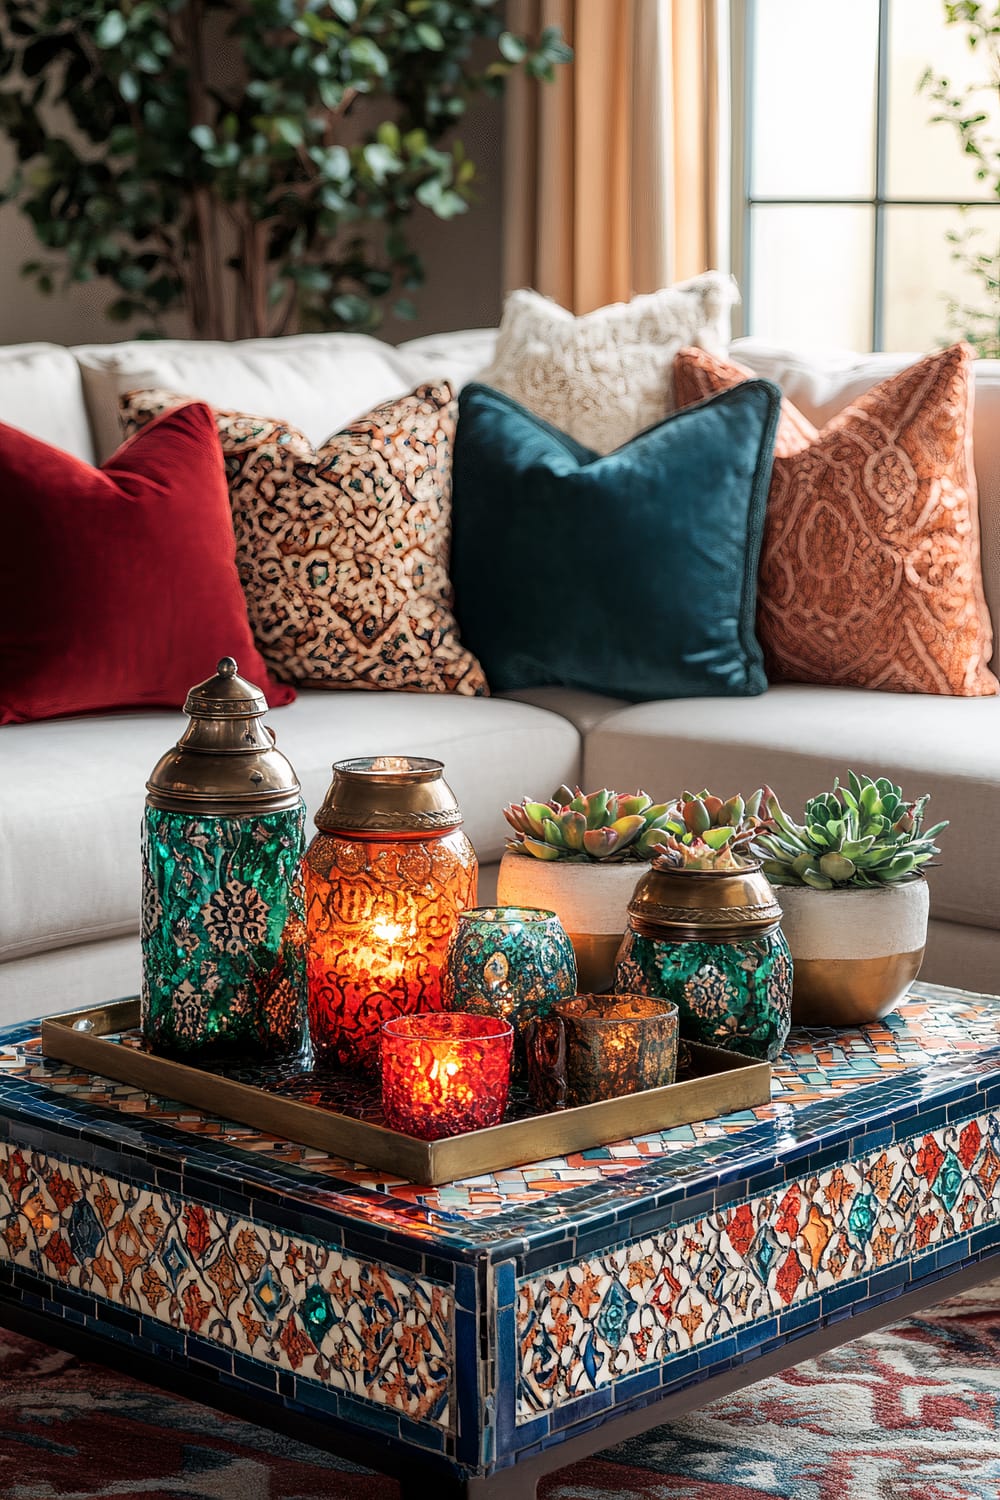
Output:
[[451, 379, 781, 700], [502, 687, 628, 738], [583, 683, 1000, 931], [0, 403, 292, 724], [122, 383, 488, 697], [675, 343, 998, 698], [0, 691, 581, 963], [0, 343, 94, 461], [73, 332, 428, 462], [734, 339, 1000, 672], [397, 328, 498, 389], [478, 274, 738, 455]]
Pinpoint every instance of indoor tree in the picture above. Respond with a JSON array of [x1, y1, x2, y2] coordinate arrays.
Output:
[[0, 0, 570, 338]]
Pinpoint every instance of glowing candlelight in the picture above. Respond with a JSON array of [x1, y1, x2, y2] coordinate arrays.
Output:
[[380, 1013, 514, 1140]]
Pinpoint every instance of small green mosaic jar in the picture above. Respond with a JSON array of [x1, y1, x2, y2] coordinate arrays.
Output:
[[614, 861, 792, 1062], [443, 906, 577, 1078], [141, 659, 307, 1060]]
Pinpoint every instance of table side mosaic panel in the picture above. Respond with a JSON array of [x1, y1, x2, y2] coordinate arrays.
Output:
[[0, 982, 998, 1485]]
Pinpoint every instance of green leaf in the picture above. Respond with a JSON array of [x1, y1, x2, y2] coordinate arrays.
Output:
[[276, 118, 304, 148], [364, 142, 400, 180], [332, 292, 370, 323], [119, 71, 140, 103], [348, 36, 389, 75], [416, 178, 465, 216], [523, 837, 563, 861], [498, 31, 527, 62], [416, 22, 445, 50], [94, 11, 127, 48], [190, 124, 215, 150]]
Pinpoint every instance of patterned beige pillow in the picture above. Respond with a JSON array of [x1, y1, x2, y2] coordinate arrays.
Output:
[[478, 272, 739, 454], [121, 384, 488, 696]]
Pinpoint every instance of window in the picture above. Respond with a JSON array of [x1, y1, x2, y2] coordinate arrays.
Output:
[[734, 0, 1000, 351]]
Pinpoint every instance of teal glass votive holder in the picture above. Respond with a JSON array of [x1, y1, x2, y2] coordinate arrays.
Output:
[[443, 906, 577, 1076]]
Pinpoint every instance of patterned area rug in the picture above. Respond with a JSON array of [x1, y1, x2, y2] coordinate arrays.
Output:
[[1, 1285, 998, 1500]]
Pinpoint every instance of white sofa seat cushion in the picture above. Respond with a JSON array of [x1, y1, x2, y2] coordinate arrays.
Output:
[[502, 687, 629, 739], [0, 343, 94, 461], [0, 692, 581, 963], [583, 683, 1000, 932]]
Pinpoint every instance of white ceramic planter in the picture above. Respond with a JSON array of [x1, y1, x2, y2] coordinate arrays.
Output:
[[775, 877, 930, 1025], [496, 854, 646, 995]]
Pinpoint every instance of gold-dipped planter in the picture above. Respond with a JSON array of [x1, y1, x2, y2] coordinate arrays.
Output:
[[775, 879, 930, 1026], [789, 950, 926, 1027], [567, 931, 629, 994]]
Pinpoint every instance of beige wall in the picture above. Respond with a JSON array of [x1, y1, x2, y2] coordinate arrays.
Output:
[[0, 94, 503, 348]]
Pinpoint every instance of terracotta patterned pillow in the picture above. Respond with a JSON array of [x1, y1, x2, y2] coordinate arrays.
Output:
[[674, 344, 998, 697], [120, 384, 488, 696]]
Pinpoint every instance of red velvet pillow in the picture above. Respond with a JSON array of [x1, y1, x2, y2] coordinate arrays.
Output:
[[0, 403, 294, 723]]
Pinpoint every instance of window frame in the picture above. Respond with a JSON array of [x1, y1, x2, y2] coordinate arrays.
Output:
[[731, 0, 1000, 349]]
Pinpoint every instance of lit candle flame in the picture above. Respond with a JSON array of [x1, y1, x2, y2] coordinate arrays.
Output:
[[371, 919, 405, 945], [371, 756, 412, 772]]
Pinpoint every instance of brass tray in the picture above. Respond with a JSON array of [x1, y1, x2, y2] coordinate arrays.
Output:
[[40, 999, 772, 1187]]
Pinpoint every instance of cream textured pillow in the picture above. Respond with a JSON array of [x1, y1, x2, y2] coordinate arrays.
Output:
[[478, 272, 739, 454]]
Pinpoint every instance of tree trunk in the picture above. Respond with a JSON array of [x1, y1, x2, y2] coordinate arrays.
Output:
[[186, 0, 227, 339]]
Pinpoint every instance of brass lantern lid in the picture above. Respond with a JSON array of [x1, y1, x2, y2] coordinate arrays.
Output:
[[627, 857, 783, 943], [313, 756, 463, 835], [146, 657, 301, 816]]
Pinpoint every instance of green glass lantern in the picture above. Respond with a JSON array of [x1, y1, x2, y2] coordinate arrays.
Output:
[[614, 859, 792, 1062], [141, 657, 307, 1060]]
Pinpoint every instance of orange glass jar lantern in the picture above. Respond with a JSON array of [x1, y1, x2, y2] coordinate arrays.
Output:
[[303, 756, 478, 1071]]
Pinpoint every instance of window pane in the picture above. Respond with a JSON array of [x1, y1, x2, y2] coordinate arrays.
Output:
[[749, 206, 875, 348], [883, 205, 1000, 353], [751, 0, 878, 198], [887, 0, 997, 201]]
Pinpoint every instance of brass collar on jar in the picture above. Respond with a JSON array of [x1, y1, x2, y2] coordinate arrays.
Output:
[[313, 756, 464, 836], [627, 859, 783, 943]]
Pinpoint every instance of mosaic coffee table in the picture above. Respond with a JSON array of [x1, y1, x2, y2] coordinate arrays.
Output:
[[0, 982, 998, 1498]]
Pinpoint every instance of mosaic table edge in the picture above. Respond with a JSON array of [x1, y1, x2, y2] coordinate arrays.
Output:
[[1, 984, 998, 1257]]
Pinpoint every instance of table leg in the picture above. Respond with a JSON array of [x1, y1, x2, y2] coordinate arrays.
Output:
[[399, 1470, 537, 1500]]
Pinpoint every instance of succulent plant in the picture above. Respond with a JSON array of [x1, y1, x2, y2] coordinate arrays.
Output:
[[503, 785, 677, 862], [753, 773, 948, 889], [652, 789, 771, 873]]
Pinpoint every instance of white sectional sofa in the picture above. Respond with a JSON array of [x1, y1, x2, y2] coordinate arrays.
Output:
[[2, 328, 998, 1025]]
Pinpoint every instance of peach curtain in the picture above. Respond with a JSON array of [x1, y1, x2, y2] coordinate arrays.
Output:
[[503, 0, 722, 313]]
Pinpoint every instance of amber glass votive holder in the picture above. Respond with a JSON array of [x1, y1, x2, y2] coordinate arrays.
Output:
[[380, 1012, 514, 1141], [525, 993, 679, 1111]]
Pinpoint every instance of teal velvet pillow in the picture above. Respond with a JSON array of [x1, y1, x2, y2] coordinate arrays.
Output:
[[450, 379, 782, 700]]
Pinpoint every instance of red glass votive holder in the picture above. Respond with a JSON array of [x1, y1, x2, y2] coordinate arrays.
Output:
[[380, 1013, 514, 1141]]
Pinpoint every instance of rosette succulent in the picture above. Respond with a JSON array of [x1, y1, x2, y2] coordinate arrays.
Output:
[[754, 773, 947, 889], [652, 789, 771, 873], [503, 786, 675, 862]]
